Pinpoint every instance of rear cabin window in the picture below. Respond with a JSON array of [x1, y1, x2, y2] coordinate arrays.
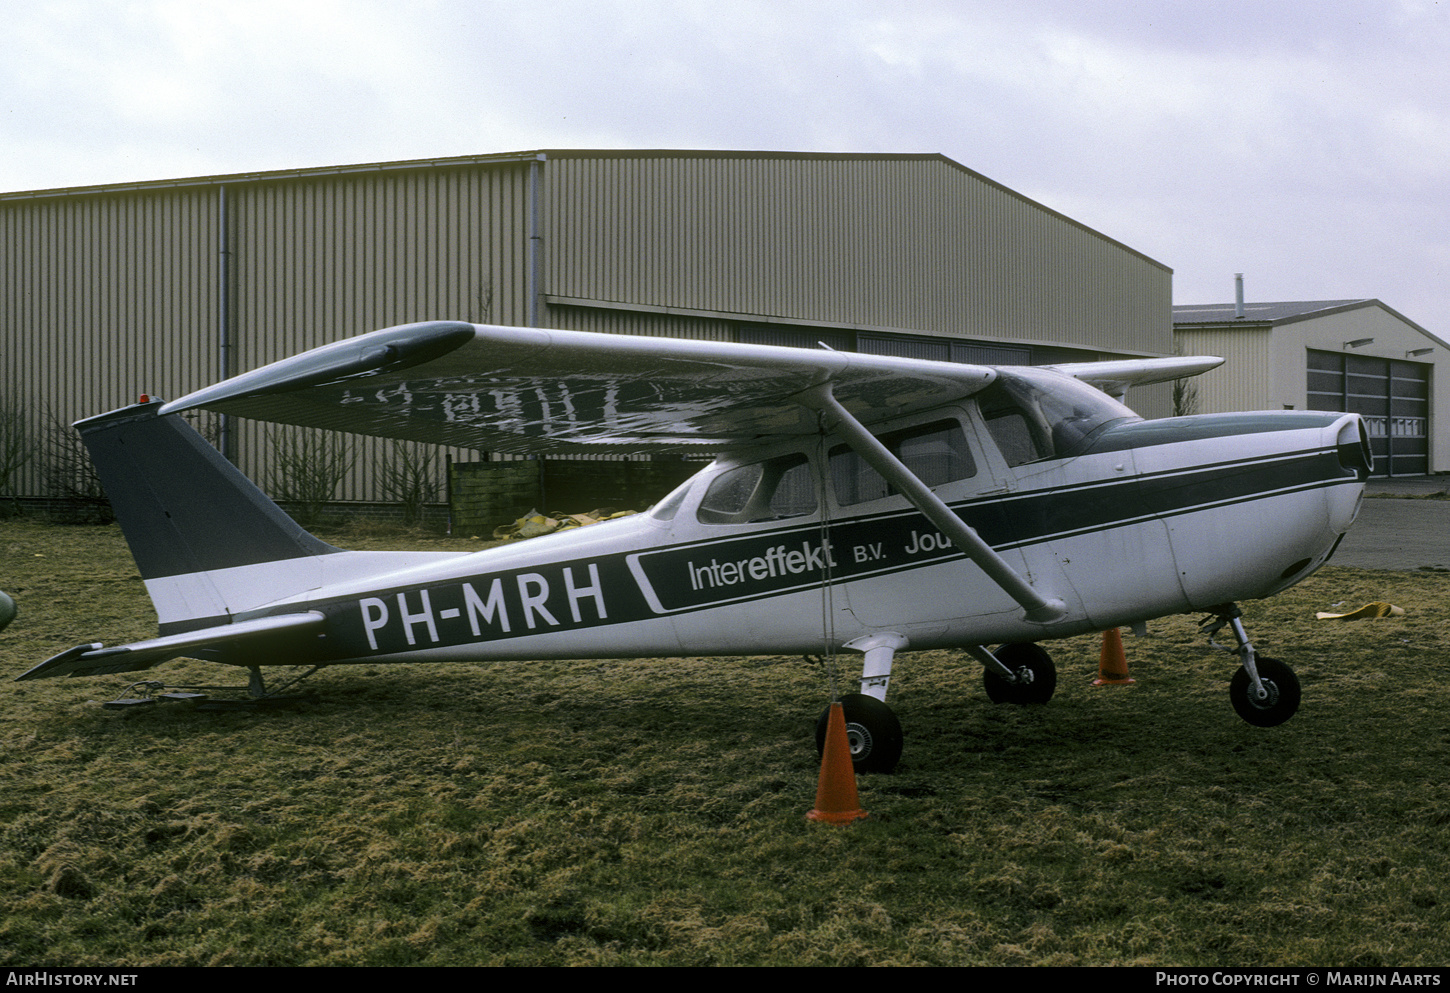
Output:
[[829, 420, 976, 506], [696, 453, 817, 524], [649, 477, 694, 521]]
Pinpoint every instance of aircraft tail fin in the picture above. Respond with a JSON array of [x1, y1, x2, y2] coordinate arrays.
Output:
[[78, 400, 343, 634]]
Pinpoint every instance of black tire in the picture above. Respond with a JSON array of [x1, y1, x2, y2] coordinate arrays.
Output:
[[815, 693, 903, 774], [1229, 656, 1301, 727], [982, 642, 1057, 705]]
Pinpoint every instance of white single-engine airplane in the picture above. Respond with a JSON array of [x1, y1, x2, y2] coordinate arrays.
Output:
[[20, 322, 1372, 771]]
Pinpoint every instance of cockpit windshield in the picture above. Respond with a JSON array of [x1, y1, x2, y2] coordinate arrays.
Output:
[[977, 368, 1139, 466]]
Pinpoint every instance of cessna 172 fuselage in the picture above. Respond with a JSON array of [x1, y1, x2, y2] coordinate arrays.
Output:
[[19, 322, 1372, 772]]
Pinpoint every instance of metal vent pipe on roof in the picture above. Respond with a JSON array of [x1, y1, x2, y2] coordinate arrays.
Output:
[[1235, 273, 1245, 319]]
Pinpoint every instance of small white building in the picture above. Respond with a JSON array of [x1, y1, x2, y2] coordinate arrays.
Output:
[[1174, 298, 1450, 477]]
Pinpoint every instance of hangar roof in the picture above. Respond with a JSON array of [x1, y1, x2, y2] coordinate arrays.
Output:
[[1173, 299, 1372, 326], [1174, 298, 1448, 351], [2, 147, 1169, 272]]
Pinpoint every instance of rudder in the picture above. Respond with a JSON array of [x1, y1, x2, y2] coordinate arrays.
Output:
[[78, 400, 342, 634]]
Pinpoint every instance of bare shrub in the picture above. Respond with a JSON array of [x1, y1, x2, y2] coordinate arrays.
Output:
[[265, 426, 356, 527], [0, 393, 35, 516], [375, 440, 441, 526], [43, 406, 111, 523]]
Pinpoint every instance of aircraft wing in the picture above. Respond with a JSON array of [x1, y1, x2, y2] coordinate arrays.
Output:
[[1044, 355, 1223, 400], [160, 322, 997, 455], [16, 612, 325, 681], [160, 322, 1222, 453]]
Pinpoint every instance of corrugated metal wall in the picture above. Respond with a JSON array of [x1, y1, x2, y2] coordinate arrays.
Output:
[[229, 165, 530, 368], [3, 150, 1173, 501], [1, 187, 219, 496], [542, 152, 1171, 356], [2, 161, 533, 500], [1174, 325, 1274, 414], [544, 302, 732, 342]]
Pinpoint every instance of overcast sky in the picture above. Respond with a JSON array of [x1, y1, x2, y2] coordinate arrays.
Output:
[[5, 0, 1448, 334]]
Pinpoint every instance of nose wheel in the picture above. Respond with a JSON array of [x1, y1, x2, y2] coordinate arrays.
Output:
[[1229, 656, 1301, 727], [1204, 605, 1301, 727]]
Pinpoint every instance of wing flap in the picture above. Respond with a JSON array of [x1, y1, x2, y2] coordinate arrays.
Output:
[[16, 612, 326, 681]]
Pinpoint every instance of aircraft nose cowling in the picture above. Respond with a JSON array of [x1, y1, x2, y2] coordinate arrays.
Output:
[[1335, 413, 1374, 482], [1123, 410, 1371, 607], [1322, 412, 1371, 542], [1260, 413, 1371, 595]]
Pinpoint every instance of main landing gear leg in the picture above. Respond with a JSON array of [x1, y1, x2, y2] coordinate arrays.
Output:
[[847, 632, 909, 702], [1202, 604, 1301, 727], [814, 633, 907, 774]]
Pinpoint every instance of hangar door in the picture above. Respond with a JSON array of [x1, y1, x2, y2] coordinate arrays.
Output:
[[1307, 349, 1429, 476]]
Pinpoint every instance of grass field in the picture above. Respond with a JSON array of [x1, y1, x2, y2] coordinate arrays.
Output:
[[2, 518, 1448, 966]]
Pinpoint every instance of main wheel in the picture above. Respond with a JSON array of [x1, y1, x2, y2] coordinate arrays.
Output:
[[982, 643, 1057, 705], [815, 693, 903, 774], [1229, 656, 1300, 727]]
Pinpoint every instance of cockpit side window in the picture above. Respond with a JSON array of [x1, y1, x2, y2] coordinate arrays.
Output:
[[980, 396, 1050, 467], [977, 368, 1138, 467], [696, 452, 816, 525], [830, 419, 976, 506]]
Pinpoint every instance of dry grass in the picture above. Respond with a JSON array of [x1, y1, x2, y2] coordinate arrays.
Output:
[[2, 519, 1448, 966]]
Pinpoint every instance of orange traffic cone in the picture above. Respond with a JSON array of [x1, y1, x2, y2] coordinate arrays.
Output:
[[1093, 627, 1135, 686], [807, 702, 869, 824]]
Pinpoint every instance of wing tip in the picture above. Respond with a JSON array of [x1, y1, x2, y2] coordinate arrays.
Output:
[[161, 320, 478, 416]]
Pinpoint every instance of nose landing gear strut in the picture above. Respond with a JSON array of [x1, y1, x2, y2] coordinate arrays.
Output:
[[1202, 604, 1301, 727]]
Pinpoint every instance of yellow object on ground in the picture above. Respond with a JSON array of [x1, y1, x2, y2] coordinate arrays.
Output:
[[1315, 602, 1405, 620], [493, 508, 636, 541]]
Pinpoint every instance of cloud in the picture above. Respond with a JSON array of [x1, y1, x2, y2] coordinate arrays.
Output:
[[2, 0, 1448, 330]]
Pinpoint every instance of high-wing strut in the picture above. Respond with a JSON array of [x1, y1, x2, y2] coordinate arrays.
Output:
[[797, 383, 1066, 624]]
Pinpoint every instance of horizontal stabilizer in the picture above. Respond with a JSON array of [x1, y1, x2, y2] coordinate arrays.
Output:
[[16, 612, 325, 681]]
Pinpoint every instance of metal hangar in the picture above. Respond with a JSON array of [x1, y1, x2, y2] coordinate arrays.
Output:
[[1, 149, 1175, 504]]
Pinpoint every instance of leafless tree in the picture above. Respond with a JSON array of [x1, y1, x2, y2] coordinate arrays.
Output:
[[42, 406, 111, 522], [1171, 347, 1201, 418], [375, 440, 441, 526], [0, 394, 35, 516], [265, 426, 356, 527], [1172, 376, 1200, 418]]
